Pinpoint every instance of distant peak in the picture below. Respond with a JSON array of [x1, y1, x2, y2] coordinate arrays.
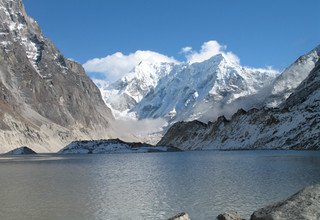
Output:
[[191, 53, 235, 68]]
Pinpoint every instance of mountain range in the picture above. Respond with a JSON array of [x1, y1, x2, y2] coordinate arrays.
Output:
[[158, 46, 320, 150], [0, 0, 318, 153], [95, 41, 319, 149], [98, 53, 278, 124]]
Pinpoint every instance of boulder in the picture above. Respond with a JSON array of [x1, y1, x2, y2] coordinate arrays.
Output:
[[251, 184, 320, 220], [168, 212, 190, 220], [217, 211, 245, 220]]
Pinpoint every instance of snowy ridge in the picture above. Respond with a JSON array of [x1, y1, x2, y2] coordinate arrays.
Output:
[[265, 45, 320, 107], [158, 52, 320, 150]]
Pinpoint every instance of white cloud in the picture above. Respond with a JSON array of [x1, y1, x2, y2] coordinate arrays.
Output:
[[83, 50, 178, 81], [184, 40, 240, 64], [180, 46, 193, 53]]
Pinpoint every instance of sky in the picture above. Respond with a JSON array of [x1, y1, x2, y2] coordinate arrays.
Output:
[[23, 0, 320, 81]]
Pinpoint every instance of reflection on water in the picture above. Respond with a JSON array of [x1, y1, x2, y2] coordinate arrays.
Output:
[[0, 151, 320, 220]]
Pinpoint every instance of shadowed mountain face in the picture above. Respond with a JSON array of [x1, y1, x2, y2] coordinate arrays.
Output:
[[0, 0, 114, 153], [158, 48, 320, 150]]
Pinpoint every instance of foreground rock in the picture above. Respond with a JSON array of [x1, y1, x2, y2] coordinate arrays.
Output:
[[169, 185, 320, 219], [59, 139, 181, 154], [217, 211, 244, 220], [4, 146, 36, 155], [251, 184, 320, 220], [168, 212, 190, 220]]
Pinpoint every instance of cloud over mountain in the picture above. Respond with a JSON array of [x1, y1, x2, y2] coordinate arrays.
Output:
[[83, 40, 246, 82], [181, 40, 240, 64], [83, 50, 178, 81]]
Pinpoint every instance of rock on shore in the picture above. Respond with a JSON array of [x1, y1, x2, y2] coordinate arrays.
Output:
[[251, 184, 320, 220], [217, 211, 244, 220], [168, 212, 190, 220], [169, 184, 320, 220]]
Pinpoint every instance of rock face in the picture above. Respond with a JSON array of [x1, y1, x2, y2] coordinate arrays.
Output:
[[251, 185, 320, 220], [0, 0, 114, 153], [158, 49, 320, 150], [4, 146, 36, 155], [59, 139, 180, 154]]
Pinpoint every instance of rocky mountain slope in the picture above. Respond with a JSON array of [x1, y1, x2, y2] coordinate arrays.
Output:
[[158, 48, 320, 150], [0, 0, 114, 153]]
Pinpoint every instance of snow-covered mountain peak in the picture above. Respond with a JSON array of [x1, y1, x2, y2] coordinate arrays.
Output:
[[123, 60, 173, 85], [132, 53, 277, 122], [266, 45, 320, 107], [98, 61, 175, 119]]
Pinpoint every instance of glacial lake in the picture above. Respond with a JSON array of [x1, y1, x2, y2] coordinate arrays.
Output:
[[1, 151, 320, 220]]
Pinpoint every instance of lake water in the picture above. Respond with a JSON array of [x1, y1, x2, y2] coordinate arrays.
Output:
[[0, 151, 320, 220]]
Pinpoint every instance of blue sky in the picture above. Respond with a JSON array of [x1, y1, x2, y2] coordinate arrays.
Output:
[[24, 0, 319, 78]]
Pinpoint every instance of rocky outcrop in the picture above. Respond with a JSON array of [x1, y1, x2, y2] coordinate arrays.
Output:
[[4, 146, 36, 155], [0, 0, 114, 153], [251, 184, 320, 220], [59, 139, 180, 154], [158, 51, 320, 150], [168, 212, 190, 220]]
